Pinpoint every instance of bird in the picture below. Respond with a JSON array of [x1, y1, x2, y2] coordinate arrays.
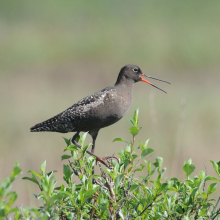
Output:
[[30, 64, 170, 166]]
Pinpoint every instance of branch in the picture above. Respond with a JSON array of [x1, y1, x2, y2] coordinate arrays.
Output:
[[68, 160, 79, 176]]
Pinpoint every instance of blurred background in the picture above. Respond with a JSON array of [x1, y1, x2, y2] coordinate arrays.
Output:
[[1, 0, 220, 207]]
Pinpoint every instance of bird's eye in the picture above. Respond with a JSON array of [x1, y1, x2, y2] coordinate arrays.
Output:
[[132, 68, 138, 73]]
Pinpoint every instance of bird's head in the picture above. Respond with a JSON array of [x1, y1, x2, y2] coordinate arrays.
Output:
[[116, 64, 170, 93]]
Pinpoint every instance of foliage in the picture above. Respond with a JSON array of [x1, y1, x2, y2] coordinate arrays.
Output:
[[0, 162, 39, 220], [1, 109, 220, 219]]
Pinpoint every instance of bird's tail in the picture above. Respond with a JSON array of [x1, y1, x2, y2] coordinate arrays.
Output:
[[30, 114, 62, 132]]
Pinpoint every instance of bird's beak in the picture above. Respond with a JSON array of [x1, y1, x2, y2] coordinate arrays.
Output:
[[140, 73, 170, 93]]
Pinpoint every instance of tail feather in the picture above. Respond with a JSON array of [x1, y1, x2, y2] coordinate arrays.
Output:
[[30, 113, 67, 132]]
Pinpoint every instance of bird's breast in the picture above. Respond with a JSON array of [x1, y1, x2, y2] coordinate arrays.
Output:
[[73, 86, 133, 131], [94, 88, 133, 127]]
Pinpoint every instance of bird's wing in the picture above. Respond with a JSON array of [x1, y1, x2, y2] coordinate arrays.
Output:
[[30, 86, 115, 133], [61, 86, 115, 119]]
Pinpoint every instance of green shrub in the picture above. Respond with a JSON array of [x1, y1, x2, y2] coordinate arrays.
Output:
[[1, 109, 220, 219]]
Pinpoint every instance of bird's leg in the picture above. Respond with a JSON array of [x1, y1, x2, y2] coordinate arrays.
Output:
[[91, 137, 96, 175], [91, 138, 95, 154], [71, 131, 110, 168], [90, 130, 119, 168], [89, 129, 99, 154]]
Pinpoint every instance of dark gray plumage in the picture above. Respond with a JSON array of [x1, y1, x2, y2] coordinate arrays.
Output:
[[31, 64, 169, 155]]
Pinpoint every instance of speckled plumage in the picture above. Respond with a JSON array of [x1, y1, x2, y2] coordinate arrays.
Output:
[[31, 85, 128, 134]]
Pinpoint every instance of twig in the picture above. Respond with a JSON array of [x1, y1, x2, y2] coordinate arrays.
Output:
[[136, 194, 158, 217], [97, 162, 114, 201], [68, 160, 79, 176], [212, 197, 220, 219], [19, 203, 24, 217], [93, 179, 109, 193], [203, 163, 207, 192], [123, 159, 140, 182], [126, 174, 150, 210], [212, 207, 220, 220], [98, 162, 116, 219], [126, 170, 136, 195]]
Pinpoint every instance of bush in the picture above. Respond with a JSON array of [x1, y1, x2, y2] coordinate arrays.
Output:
[[1, 109, 220, 219]]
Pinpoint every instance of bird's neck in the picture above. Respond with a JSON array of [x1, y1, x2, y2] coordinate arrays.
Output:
[[114, 76, 134, 87], [113, 78, 134, 117], [114, 78, 134, 100], [114, 78, 134, 91]]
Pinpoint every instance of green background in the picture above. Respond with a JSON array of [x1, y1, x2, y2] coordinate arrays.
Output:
[[1, 1, 220, 207]]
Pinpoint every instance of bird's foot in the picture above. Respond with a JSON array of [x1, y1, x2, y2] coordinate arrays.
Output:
[[71, 137, 110, 168], [71, 132, 119, 169]]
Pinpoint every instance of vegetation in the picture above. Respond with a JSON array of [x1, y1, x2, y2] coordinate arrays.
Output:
[[1, 109, 220, 219]]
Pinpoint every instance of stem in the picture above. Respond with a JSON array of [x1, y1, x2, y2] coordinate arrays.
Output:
[[131, 136, 135, 155], [126, 136, 135, 174], [136, 193, 158, 217]]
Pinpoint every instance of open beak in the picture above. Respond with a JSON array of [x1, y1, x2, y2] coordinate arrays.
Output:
[[140, 73, 170, 93]]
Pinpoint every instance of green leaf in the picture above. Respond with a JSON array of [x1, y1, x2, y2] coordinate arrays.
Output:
[[115, 174, 125, 189], [182, 159, 195, 177], [144, 139, 150, 148], [141, 148, 154, 159], [63, 165, 72, 184], [145, 160, 151, 174], [7, 192, 17, 206], [207, 183, 217, 195], [113, 138, 124, 142], [65, 145, 78, 151], [81, 132, 88, 147], [63, 137, 71, 146], [132, 154, 138, 160], [46, 170, 57, 179], [91, 175, 101, 179], [134, 168, 142, 172], [40, 160, 46, 176], [113, 162, 119, 179], [125, 145, 131, 153], [83, 144, 92, 156], [154, 181, 161, 190], [129, 126, 139, 136], [5, 207, 20, 215], [199, 170, 206, 181], [22, 174, 40, 187], [27, 170, 42, 178], [102, 168, 115, 180], [124, 159, 130, 171], [10, 162, 22, 181], [190, 187, 198, 200], [133, 107, 139, 126], [61, 155, 72, 160], [153, 157, 163, 168], [139, 139, 150, 151], [201, 192, 207, 200], [199, 208, 207, 216], [60, 191, 72, 197], [84, 190, 96, 201], [204, 176, 220, 183], [210, 160, 220, 176], [129, 118, 134, 125], [118, 210, 125, 220], [139, 141, 144, 151]]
